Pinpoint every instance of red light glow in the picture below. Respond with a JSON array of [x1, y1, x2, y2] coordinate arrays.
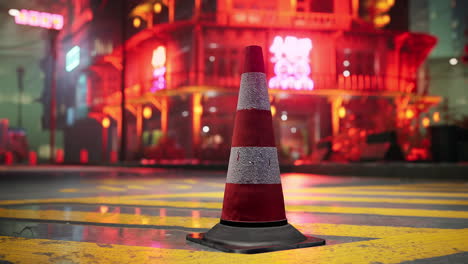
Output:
[[269, 36, 314, 91], [28, 151, 37, 165], [9, 9, 63, 30], [55, 149, 64, 163], [80, 149, 88, 164]]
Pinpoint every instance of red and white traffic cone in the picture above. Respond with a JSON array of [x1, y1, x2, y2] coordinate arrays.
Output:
[[186, 46, 325, 253]]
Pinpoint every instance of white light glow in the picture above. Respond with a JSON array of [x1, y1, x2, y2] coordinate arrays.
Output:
[[8, 9, 19, 17], [290, 127, 297, 133], [343, 60, 350, 67], [281, 114, 288, 121], [182, 111, 189, 117], [209, 56, 215, 62], [343, 70, 350, 77], [268, 36, 314, 91], [202, 126, 210, 133], [209, 106, 217, 113], [449, 58, 458, 65]]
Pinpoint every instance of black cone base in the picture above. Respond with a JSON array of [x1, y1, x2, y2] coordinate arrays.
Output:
[[186, 223, 325, 254]]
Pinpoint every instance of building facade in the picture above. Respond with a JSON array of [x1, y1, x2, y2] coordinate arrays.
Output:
[[56, 0, 438, 163], [410, 0, 468, 123]]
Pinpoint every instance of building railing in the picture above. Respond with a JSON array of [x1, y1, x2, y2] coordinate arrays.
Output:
[[200, 10, 352, 30], [89, 71, 418, 109], [202, 72, 417, 94]]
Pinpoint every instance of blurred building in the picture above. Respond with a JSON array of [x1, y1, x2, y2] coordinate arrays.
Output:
[[410, 0, 468, 122], [51, 0, 439, 163]]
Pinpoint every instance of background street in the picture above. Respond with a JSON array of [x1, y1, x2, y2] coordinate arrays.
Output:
[[0, 166, 467, 263]]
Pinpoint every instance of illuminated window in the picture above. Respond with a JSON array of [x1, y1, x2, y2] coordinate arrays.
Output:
[[151, 46, 167, 92], [269, 36, 314, 91], [66, 46, 80, 72], [433, 112, 440, 123], [422, 117, 430, 128]]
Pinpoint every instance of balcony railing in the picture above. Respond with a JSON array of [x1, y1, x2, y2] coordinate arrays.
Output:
[[200, 10, 352, 30]]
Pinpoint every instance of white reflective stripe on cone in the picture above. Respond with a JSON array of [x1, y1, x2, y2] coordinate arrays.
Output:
[[237, 72, 270, 111], [226, 147, 281, 184]]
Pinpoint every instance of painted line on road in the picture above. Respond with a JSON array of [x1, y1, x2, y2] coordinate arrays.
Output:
[[0, 208, 449, 239], [289, 188, 468, 198], [1, 198, 468, 219], [97, 186, 127, 192], [330, 184, 468, 192], [3, 190, 468, 207], [0, 228, 467, 264]]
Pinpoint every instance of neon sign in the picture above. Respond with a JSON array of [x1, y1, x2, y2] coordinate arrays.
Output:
[[8, 9, 63, 30], [151, 46, 166, 92], [268, 36, 314, 90], [66, 46, 80, 72]]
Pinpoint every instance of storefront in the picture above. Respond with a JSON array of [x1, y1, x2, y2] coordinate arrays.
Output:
[[85, 0, 439, 163]]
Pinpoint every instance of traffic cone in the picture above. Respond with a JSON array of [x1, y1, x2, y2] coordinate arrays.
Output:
[[186, 46, 325, 253]]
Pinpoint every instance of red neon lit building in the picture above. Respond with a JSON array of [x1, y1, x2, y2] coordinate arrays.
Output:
[[80, 0, 438, 163]]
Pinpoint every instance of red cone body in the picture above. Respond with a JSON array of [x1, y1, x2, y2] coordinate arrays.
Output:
[[221, 45, 286, 226]]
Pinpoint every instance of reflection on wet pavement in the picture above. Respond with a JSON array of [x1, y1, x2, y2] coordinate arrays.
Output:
[[0, 168, 467, 263]]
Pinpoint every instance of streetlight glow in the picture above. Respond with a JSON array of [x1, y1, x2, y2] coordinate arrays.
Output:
[[449, 58, 458, 66]]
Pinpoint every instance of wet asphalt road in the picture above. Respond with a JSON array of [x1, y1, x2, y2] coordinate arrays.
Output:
[[0, 166, 467, 263]]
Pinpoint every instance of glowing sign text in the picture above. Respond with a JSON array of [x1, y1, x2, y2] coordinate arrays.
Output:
[[9, 9, 63, 30], [268, 36, 314, 90], [151, 46, 166, 92]]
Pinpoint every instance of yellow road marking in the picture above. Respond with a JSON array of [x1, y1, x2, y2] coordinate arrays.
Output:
[[332, 184, 468, 192], [4, 190, 468, 206], [289, 188, 468, 198], [206, 183, 226, 188], [285, 204, 468, 218], [59, 188, 79, 193], [0, 208, 448, 239], [0, 208, 219, 229], [97, 186, 127, 192], [183, 179, 197, 184], [1, 197, 468, 218], [1, 229, 467, 264], [286, 195, 468, 205], [127, 185, 148, 190], [171, 184, 193, 190], [87, 179, 166, 185]]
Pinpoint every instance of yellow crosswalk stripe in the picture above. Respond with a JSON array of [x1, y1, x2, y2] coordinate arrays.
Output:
[[1, 198, 467, 218], [1, 229, 467, 264], [0, 208, 449, 238], [97, 186, 127, 192], [289, 188, 468, 198]]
